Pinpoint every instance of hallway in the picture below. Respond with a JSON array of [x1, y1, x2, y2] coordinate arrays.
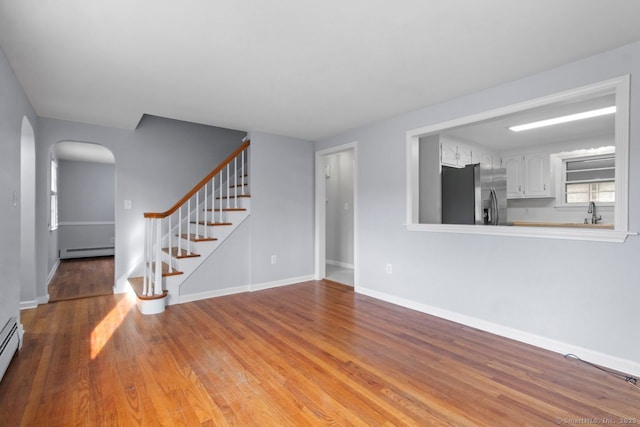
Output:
[[48, 256, 114, 302]]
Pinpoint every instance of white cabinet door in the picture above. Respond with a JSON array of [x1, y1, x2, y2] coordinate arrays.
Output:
[[523, 153, 550, 197], [505, 153, 551, 198], [457, 144, 473, 166], [505, 155, 523, 198], [441, 141, 459, 167]]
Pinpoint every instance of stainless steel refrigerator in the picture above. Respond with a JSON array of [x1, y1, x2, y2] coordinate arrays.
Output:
[[441, 162, 507, 225]]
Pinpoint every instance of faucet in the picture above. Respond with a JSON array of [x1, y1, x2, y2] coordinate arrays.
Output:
[[587, 201, 602, 224]]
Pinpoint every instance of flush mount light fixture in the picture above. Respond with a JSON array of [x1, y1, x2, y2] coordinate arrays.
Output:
[[508, 106, 616, 132]]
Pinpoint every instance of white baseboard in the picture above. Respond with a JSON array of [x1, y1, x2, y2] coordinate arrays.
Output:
[[36, 294, 49, 305], [249, 274, 315, 292], [356, 286, 640, 377], [178, 285, 249, 304], [326, 259, 354, 269], [20, 300, 38, 310], [47, 259, 61, 285], [177, 275, 316, 304]]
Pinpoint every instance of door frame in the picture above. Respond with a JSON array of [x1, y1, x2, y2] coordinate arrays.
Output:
[[314, 142, 358, 287]]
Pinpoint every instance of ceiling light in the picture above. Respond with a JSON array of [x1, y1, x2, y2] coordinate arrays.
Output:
[[508, 106, 616, 132]]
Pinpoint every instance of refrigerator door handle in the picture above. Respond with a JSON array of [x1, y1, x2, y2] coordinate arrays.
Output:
[[491, 188, 498, 225]]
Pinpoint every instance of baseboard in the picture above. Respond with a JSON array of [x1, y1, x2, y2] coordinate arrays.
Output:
[[179, 285, 250, 304], [177, 275, 316, 304], [326, 259, 354, 269], [36, 294, 49, 305], [47, 259, 61, 285], [356, 286, 640, 377], [249, 275, 315, 292], [19, 300, 37, 310]]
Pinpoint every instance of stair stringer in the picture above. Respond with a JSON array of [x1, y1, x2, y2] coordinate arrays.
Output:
[[162, 206, 251, 306], [175, 215, 252, 303]]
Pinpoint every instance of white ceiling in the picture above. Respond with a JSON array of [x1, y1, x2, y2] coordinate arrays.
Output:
[[2, 1, 640, 141], [54, 141, 115, 164]]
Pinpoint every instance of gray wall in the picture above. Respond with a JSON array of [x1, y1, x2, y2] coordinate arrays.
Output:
[[248, 131, 315, 285], [58, 160, 115, 222], [315, 41, 640, 368], [0, 46, 37, 329], [178, 131, 316, 297], [36, 115, 246, 297], [57, 159, 115, 257]]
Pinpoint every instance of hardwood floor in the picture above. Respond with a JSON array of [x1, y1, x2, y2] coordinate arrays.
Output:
[[1, 280, 638, 425], [48, 256, 114, 302]]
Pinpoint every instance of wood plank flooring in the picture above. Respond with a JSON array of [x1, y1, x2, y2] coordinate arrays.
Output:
[[1, 280, 638, 425], [48, 256, 114, 302]]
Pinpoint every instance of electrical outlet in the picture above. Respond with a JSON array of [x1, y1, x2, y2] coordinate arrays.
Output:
[[110, 237, 115, 244], [271, 255, 277, 265], [386, 263, 392, 274]]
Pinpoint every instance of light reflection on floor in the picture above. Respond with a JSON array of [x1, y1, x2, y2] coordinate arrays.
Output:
[[325, 264, 354, 286], [90, 296, 133, 359]]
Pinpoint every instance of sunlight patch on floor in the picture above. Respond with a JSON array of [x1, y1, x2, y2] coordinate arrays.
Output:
[[90, 296, 133, 359]]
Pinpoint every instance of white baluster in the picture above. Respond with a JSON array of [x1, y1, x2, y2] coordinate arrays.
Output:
[[178, 206, 182, 256], [214, 172, 217, 223], [143, 218, 149, 296], [242, 149, 245, 195], [154, 218, 162, 295], [168, 215, 173, 273], [203, 183, 208, 239], [226, 164, 230, 209], [187, 199, 191, 254], [234, 157, 238, 208], [219, 170, 223, 223], [195, 191, 200, 239]]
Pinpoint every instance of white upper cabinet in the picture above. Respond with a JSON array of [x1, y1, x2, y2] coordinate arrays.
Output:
[[505, 153, 552, 198], [440, 137, 473, 168]]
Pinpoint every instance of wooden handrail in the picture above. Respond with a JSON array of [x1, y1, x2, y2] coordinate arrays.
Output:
[[144, 140, 250, 219]]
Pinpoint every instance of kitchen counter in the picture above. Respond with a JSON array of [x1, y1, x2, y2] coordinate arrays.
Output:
[[510, 221, 614, 229]]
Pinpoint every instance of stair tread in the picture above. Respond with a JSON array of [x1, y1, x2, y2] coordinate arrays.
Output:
[[162, 247, 201, 258], [216, 194, 251, 200], [128, 277, 169, 300], [179, 233, 217, 242], [207, 208, 246, 212], [151, 262, 184, 277], [191, 221, 233, 226]]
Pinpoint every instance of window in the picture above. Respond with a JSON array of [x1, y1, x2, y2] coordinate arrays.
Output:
[[564, 155, 615, 204], [50, 158, 58, 231]]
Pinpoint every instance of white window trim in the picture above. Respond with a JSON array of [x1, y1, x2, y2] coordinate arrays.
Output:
[[406, 75, 634, 243], [552, 148, 615, 209]]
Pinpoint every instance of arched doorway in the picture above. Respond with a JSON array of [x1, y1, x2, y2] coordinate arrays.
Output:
[[48, 141, 116, 301]]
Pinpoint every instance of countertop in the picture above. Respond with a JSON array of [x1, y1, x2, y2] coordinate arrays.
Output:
[[510, 221, 614, 229]]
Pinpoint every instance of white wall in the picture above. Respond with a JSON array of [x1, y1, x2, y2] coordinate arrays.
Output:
[[315, 40, 640, 373]]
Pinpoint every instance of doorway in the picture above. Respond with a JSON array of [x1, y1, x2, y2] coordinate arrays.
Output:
[[315, 143, 357, 287], [48, 141, 116, 301]]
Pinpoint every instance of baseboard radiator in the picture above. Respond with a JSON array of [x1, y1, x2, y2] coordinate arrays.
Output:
[[60, 246, 115, 259], [0, 317, 19, 383]]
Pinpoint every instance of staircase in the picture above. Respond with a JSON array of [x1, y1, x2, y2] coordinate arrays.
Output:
[[129, 140, 250, 314]]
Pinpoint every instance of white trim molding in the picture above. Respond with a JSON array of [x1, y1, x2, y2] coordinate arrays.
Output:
[[357, 286, 640, 377], [406, 75, 634, 243], [178, 275, 316, 304]]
